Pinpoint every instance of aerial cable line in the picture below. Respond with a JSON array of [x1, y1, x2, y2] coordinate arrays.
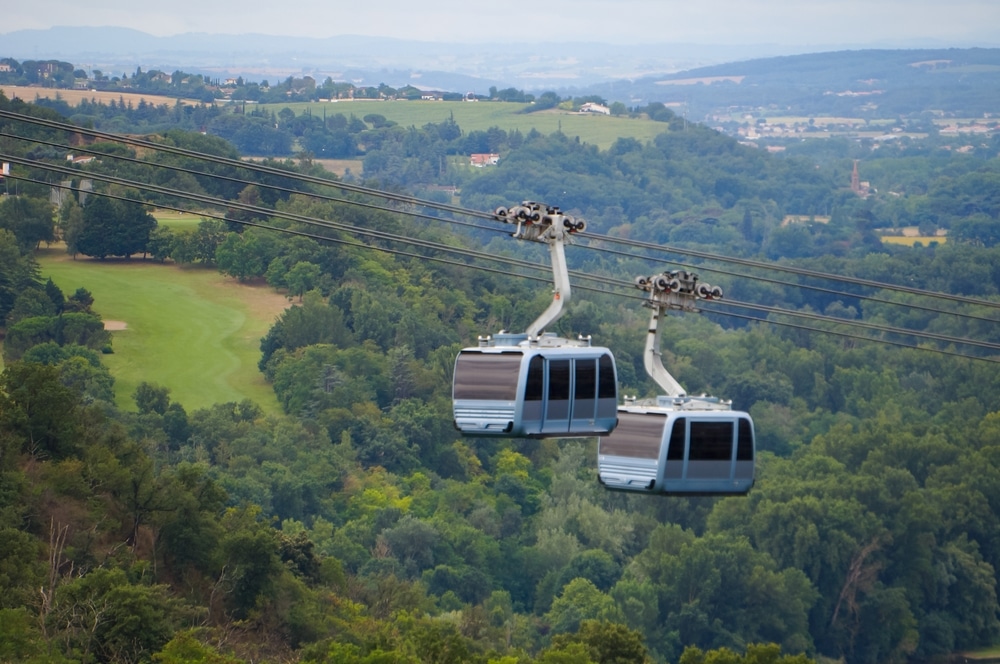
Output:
[[6, 107, 999, 315], [0, 131, 513, 239], [714, 297, 1000, 353], [700, 306, 1000, 365], [577, 236, 1000, 325], [580, 231, 1000, 312], [27, 174, 565, 288], [2, 155, 559, 277], [11, 163, 1000, 363], [13, 169, 1000, 364], [11, 152, 1000, 356], [577, 266, 1000, 354], [10, 129, 1000, 329], [15, 127, 998, 328], [12, 149, 1000, 357], [0, 108, 495, 222]]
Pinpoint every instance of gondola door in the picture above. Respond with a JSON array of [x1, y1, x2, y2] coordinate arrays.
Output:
[[572, 357, 597, 431], [521, 355, 545, 435], [522, 353, 617, 437], [522, 355, 577, 436], [544, 358, 572, 434]]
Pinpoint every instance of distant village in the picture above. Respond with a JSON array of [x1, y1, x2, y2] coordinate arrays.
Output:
[[714, 110, 1000, 148]]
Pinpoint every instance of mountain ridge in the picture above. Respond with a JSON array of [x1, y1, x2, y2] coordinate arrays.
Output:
[[3, 25, 978, 93]]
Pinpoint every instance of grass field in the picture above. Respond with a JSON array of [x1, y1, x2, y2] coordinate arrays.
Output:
[[153, 209, 209, 230], [257, 100, 669, 150], [36, 247, 291, 415]]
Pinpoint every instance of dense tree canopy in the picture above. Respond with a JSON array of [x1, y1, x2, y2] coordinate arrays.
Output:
[[2, 86, 1000, 663]]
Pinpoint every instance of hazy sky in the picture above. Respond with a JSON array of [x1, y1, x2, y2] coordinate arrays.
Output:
[[5, 0, 1000, 46]]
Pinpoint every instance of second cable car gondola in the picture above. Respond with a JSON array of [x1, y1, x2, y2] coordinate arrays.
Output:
[[452, 202, 619, 438], [597, 270, 756, 496]]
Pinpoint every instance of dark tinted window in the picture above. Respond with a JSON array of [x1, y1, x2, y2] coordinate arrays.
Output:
[[737, 418, 754, 461], [454, 352, 522, 400], [600, 411, 664, 459], [525, 355, 544, 401], [667, 417, 686, 460], [549, 360, 570, 401], [574, 358, 596, 400], [689, 421, 734, 461], [598, 354, 617, 399]]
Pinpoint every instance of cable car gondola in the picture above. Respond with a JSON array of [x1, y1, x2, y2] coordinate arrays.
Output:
[[452, 203, 619, 438], [598, 271, 755, 495]]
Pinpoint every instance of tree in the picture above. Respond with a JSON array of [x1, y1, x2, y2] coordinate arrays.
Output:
[[135, 381, 171, 415], [75, 194, 115, 258], [550, 620, 651, 664], [219, 507, 283, 618], [0, 229, 40, 323], [216, 232, 268, 282], [77, 195, 157, 258], [285, 261, 322, 300], [51, 568, 184, 664], [153, 630, 244, 664], [546, 579, 624, 635], [0, 361, 82, 459], [169, 220, 227, 265], [0, 194, 55, 251]]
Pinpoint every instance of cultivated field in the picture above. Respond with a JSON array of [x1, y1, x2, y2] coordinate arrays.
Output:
[[256, 100, 669, 150], [880, 235, 947, 246], [0, 85, 202, 107], [37, 246, 291, 414]]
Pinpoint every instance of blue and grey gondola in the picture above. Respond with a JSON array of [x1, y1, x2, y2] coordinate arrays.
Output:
[[597, 401, 755, 495], [453, 333, 618, 438], [595, 269, 756, 496]]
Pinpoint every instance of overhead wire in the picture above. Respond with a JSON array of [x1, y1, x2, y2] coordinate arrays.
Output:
[[8, 161, 1000, 364], [29, 176, 555, 286], [698, 306, 1000, 365], [578, 231, 1000, 312], [5, 107, 1000, 318], [576, 235, 1000, 325], [0, 130, 512, 239], [0, 108, 495, 221], [13, 126, 999, 330], [4, 110, 1000, 362]]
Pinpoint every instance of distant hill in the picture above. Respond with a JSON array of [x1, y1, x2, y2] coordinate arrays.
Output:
[[3, 28, 998, 118], [593, 48, 1000, 118], [0, 26, 855, 93]]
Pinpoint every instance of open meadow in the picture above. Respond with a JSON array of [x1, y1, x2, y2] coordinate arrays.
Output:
[[153, 209, 208, 230], [256, 100, 669, 150], [36, 246, 291, 415]]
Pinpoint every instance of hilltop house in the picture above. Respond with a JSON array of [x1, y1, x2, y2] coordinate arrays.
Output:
[[580, 102, 610, 115], [470, 153, 500, 167]]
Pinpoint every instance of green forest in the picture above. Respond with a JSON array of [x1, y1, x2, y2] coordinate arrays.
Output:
[[2, 85, 1000, 664]]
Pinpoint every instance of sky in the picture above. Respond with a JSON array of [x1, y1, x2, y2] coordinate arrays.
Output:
[[4, 0, 1000, 47]]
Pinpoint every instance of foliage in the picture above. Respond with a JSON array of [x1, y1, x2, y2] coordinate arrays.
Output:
[[4, 87, 1000, 664]]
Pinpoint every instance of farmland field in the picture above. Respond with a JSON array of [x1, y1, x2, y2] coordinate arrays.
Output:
[[880, 235, 946, 246], [36, 247, 291, 414], [257, 100, 670, 150], [0, 85, 203, 108]]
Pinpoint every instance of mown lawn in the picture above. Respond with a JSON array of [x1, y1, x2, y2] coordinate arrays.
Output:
[[256, 100, 669, 150], [152, 209, 207, 230], [37, 248, 290, 415]]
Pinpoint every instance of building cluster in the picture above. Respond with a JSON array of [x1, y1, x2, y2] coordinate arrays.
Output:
[[469, 153, 500, 167]]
